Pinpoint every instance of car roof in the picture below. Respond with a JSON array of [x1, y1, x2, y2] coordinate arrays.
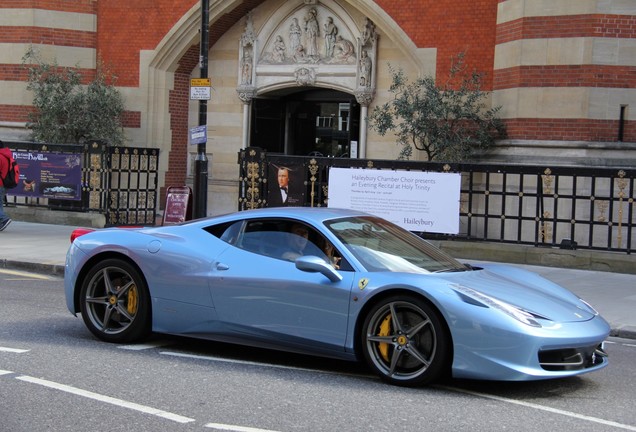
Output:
[[184, 207, 371, 228]]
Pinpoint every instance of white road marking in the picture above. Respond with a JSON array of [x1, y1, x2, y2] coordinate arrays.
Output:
[[161, 351, 316, 372], [118, 342, 170, 351], [0, 370, 13, 375], [205, 423, 281, 432], [0, 347, 30, 353], [160, 351, 367, 379], [443, 386, 636, 431], [16, 376, 195, 424]]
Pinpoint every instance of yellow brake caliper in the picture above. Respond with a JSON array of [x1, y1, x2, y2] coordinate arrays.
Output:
[[378, 314, 392, 362], [127, 284, 138, 315]]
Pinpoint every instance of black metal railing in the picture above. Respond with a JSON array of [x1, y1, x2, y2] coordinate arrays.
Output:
[[4, 140, 159, 226], [238, 147, 634, 254]]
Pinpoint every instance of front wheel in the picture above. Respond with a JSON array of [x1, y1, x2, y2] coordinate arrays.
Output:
[[79, 258, 151, 343], [361, 296, 450, 386]]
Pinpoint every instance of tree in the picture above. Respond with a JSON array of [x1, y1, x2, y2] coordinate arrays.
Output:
[[369, 53, 506, 162], [22, 47, 126, 145]]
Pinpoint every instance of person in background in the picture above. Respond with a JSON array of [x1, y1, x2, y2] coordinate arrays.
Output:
[[0, 140, 13, 231], [322, 239, 341, 269], [282, 223, 310, 261]]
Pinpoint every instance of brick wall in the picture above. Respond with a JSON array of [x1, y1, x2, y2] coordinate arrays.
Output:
[[494, 2, 636, 143], [0, 1, 98, 123], [496, 14, 636, 44], [505, 118, 635, 142], [96, 0, 198, 88], [374, 0, 499, 89], [0, 0, 96, 13]]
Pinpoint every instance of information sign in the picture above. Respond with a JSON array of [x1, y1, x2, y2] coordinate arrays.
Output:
[[328, 167, 461, 234], [163, 186, 193, 225], [8, 151, 82, 200], [190, 125, 207, 145], [190, 78, 211, 100]]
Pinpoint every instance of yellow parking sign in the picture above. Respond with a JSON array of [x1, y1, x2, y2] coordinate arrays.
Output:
[[190, 78, 211, 100]]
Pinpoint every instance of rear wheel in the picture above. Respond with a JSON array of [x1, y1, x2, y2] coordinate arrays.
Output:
[[361, 296, 449, 386], [79, 259, 151, 343]]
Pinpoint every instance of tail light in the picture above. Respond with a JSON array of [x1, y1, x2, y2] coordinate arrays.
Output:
[[70, 228, 95, 243]]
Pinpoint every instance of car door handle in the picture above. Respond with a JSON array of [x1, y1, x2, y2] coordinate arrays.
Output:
[[216, 262, 229, 271]]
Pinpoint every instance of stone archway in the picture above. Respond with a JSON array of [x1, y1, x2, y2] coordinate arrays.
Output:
[[236, 2, 379, 157]]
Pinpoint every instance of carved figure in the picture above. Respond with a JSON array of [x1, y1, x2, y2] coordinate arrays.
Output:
[[289, 18, 302, 57], [293, 44, 307, 63], [359, 49, 372, 87], [361, 17, 376, 47], [240, 47, 252, 85], [272, 35, 286, 63], [333, 35, 354, 62], [324, 17, 338, 57], [304, 7, 319, 57]]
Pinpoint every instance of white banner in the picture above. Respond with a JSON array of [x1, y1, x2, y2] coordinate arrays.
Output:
[[327, 167, 461, 234]]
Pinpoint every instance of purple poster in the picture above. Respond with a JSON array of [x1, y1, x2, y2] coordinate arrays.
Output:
[[9, 151, 82, 201]]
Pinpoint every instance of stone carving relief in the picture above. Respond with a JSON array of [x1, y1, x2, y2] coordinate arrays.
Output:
[[294, 67, 316, 86], [260, 6, 357, 65], [237, 2, 378, 102]]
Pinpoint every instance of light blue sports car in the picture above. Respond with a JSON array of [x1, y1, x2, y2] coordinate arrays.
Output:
[[64, 207, 609, 386]]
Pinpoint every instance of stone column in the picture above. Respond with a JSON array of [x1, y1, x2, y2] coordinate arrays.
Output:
[[354, 90, 374, 159], [236, 87, 256, 149]]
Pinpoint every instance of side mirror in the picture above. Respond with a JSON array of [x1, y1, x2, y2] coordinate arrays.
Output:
[[295, 255, 343, 282]]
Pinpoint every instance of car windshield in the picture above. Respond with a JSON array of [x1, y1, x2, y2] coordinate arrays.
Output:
[[324, 216, 468, 273]]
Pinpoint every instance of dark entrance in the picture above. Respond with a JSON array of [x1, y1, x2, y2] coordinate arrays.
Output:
[[250, 88, 359, 157]]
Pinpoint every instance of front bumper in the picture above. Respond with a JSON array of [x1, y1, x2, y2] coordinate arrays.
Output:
[[450, 315, 610, 381]]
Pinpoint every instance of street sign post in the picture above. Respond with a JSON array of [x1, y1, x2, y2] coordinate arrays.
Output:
[[194, 0, 209, 219]]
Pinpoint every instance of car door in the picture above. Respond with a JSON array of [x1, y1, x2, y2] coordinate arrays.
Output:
[[208, 220, 355, 354]]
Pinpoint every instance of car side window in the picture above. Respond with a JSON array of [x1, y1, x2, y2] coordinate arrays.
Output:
[[207, 218, 350, 269], [206, 221, 243, 245], [207, 219, 291, 256]]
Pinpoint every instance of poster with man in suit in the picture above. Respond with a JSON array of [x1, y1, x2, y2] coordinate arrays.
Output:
[[268, 163, 304, 207]]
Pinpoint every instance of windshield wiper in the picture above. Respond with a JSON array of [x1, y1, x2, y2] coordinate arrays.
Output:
[[433, 265, 475, 273]]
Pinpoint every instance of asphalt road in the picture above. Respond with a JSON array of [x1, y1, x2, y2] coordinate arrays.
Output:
[[1, 269, 636, 432]]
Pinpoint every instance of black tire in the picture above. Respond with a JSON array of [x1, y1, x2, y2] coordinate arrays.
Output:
[[361, 295, 450, 387], [79, 258, 151, 343]]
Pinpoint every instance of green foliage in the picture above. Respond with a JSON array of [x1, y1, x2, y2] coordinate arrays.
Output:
[[369, 53, 506, 162], [22, 47, 126, 145]]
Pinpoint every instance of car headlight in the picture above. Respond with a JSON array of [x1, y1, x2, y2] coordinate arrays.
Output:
[[451, 284, 543, 327]]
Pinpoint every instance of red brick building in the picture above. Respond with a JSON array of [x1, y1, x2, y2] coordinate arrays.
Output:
[[0, 0, 634, 215]]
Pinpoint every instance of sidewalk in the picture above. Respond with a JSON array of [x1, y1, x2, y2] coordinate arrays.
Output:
[[1, 220, 635, 339]]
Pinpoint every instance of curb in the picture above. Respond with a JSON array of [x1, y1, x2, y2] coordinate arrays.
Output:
[[610, 327, 636, 340], [1, 260, 65, 277]]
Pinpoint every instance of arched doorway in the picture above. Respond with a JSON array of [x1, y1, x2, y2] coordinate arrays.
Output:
[[251, 88, 360, 157]]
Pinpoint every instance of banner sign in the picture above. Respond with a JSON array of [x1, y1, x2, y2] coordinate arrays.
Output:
[[9, 151, 82, 201], [327, 167, 461, 234]]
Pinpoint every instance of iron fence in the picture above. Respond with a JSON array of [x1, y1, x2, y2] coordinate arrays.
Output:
[[238, 147, 634, 254], [4, 140, 159, 226]]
